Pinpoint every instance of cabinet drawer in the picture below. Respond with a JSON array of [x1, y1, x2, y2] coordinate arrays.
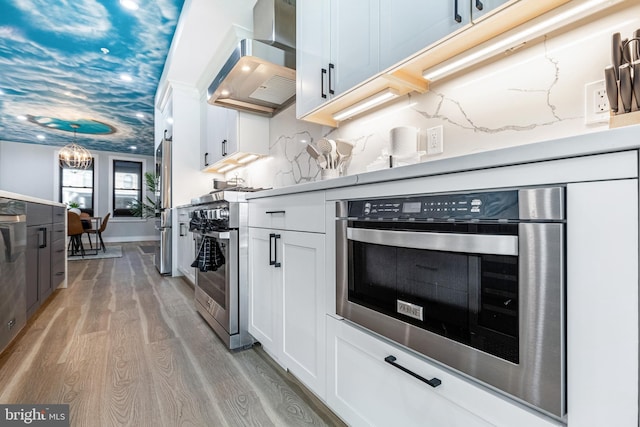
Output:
[[26, 203, 52, 226], [52, 206, 66, 224], [248, 192, 325, 233], [52, 222, 66, 243], [326, 317, 560, 427]]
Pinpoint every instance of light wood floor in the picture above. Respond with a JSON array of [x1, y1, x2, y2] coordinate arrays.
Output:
[[0, 242, 345, 427]]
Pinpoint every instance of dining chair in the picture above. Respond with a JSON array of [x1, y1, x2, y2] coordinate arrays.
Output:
[[67, 211, 85, 257], [85, 212, 110, 252]]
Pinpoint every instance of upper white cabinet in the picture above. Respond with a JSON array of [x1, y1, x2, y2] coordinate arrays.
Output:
[[201, 104, 269, 173], [471, 0, 512, 21], [379, 0, 471, 69], [296, 0, 381, 118]]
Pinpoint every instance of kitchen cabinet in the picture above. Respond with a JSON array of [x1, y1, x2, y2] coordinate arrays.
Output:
[[326, 316, 560, 427], [247, 192, 327, 399], [201, 104, 269, 173], [379, 0, 471, 69], [176, 206, 196, 286], [471, 0, 512, 21], [25, 203, 53, 318]]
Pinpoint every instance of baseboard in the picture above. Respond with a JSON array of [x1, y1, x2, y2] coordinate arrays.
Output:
[[102, 236, 159, 243]]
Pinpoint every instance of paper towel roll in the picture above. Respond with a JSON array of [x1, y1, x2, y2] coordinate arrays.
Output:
[[390, 126, 419, 156]]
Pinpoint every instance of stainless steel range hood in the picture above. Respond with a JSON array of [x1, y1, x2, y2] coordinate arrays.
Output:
[[207, 0, 296, 117]]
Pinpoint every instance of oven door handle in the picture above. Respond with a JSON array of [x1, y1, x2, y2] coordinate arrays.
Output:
[[202, 231, 231, 241], [347, 227, 518, 256]]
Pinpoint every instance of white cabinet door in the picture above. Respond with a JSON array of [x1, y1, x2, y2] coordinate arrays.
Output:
[[330, 0, 379, 96], [204, 104, 228, 168], [296, 0, 331, 118], [281, 231, 326, 399], [379, 0, 470, 68], [566, 179, 638, 426], [471, 0, 512, 22], [176, 208, 195, 285], [247, 227, 280, 358]]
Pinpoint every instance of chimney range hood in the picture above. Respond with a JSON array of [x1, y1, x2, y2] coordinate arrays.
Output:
[[207, 0, 296, 117]]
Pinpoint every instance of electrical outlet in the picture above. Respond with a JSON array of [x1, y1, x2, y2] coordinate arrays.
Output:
[[427, 125, 444, 155], [584, 80, 610, 125]]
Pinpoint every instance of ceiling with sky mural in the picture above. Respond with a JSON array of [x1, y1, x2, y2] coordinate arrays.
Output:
[[0, 0, 185, 157]]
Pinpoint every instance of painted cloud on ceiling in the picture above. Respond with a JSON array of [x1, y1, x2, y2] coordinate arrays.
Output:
[[0, 0, 184, 156]]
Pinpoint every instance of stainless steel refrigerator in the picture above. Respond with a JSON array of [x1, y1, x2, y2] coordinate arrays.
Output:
[[154, 133, 172, 275]]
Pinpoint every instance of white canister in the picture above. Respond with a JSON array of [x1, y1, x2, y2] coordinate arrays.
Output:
[[389, 126, 419, 157], [321, 169, 340, 180]]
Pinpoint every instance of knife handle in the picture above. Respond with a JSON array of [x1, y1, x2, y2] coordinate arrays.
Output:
[[612, 32, 622, 80], [619, 63, 633, 113], [633, 30, 640, 62], [605, 65, 619, 114], [633, 60, 640, 110]]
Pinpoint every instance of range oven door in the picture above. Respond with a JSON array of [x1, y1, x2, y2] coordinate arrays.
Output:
[[336, 212, 565, 418], [194, 230, 239, 336]]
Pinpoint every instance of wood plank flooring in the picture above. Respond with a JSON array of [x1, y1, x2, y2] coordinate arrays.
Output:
[[0, 242, 345, 427]]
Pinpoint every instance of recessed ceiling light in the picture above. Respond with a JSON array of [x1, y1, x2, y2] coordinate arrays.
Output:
[[17, 115, 27, 121], [36, 134, 46, 140], [241, 65, 251, 72], [0, 89, 5, 95], [221, 90, 230, 96], [120, 73, 133, 82], [130, 145, 137, 150], [120, 0, 139, 11], [101, 47, 110, 55], [136, 113, 144, 118]]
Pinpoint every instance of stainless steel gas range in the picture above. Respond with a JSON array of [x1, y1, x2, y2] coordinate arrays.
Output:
[[190, 188, 259, 350]]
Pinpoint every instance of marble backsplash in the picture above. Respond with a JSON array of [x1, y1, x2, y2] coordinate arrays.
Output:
[[231, 3, 640, 190]]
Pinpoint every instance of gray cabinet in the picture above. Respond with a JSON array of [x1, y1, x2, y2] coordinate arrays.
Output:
[[25, 203, 64, 318]]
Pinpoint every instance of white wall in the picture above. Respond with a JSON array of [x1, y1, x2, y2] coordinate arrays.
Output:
[[0, 140, 158, 242], [232, 3, 640, 189]]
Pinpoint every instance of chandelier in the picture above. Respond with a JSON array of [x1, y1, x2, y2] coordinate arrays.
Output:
[[59, 124, 92, 169]]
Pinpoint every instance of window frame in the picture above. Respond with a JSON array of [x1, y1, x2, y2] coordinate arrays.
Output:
[[108, 155, 148, 222], [58, 157, 96, 212]]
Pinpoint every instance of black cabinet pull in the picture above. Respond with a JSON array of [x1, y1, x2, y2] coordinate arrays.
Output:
[[475, 0, 483, 10], [222, 139, 227, 157], [269, 233, 276, 266], [273, 233, 281, 268], [384, 356, 442, 388], [329, 63, 335, 95], [454, 0, 462, 22], [265, 210, 286, 215], [179, 223, 186, 237], [38, 227, 47, 249], [321, 68, 327, 99], [55, 272, 65, 276], [204, 152, 209, 167]]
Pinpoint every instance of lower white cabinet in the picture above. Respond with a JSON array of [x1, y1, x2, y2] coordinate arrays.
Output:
[[176, 207, 195, 285], [248, 227, 326, 399], [327, 315, 561, 427]]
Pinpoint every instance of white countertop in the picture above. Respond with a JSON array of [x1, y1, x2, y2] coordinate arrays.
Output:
[[246, 124, 640, 199], [0, 190, 66, 207]]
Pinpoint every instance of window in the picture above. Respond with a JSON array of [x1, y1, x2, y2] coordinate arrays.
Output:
[[112, 160, 142, 217], [60, 160, 94, 211]]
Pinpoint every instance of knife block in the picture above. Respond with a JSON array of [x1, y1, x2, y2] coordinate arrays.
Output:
[[609, 110, 640, 128]]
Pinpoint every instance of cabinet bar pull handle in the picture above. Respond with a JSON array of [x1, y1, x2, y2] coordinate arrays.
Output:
[[269, 233, 276, 266], [384, 356, 442, 388], [321, 68, 327, 99], [475, 0, 483, 10], [273, 233, 281, 268], [222, 139, 227, 157], [179, 223, 186, 237], [454, 0, 462, 23], [204, 152, 209, 167], [265, 210, 286, 215], [39, 227, 47, 249], [329, 63, 335, 95]]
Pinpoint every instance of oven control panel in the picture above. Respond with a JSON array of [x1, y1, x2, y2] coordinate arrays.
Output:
[[348, 190, 519, 220]]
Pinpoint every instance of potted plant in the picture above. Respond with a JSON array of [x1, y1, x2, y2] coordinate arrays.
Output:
[[130, 172, 159, 218]]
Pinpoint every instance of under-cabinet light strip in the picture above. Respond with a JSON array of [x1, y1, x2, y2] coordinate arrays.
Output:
[[332, 88, 400, 121], [423, 0, 611, 81]]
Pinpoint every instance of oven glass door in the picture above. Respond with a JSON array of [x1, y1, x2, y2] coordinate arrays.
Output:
[[348, 221, 520, 363], [195, 230, 238, 334]]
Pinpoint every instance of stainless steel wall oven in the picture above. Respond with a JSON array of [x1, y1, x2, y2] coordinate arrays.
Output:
[[336, 186, 565, 418]]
